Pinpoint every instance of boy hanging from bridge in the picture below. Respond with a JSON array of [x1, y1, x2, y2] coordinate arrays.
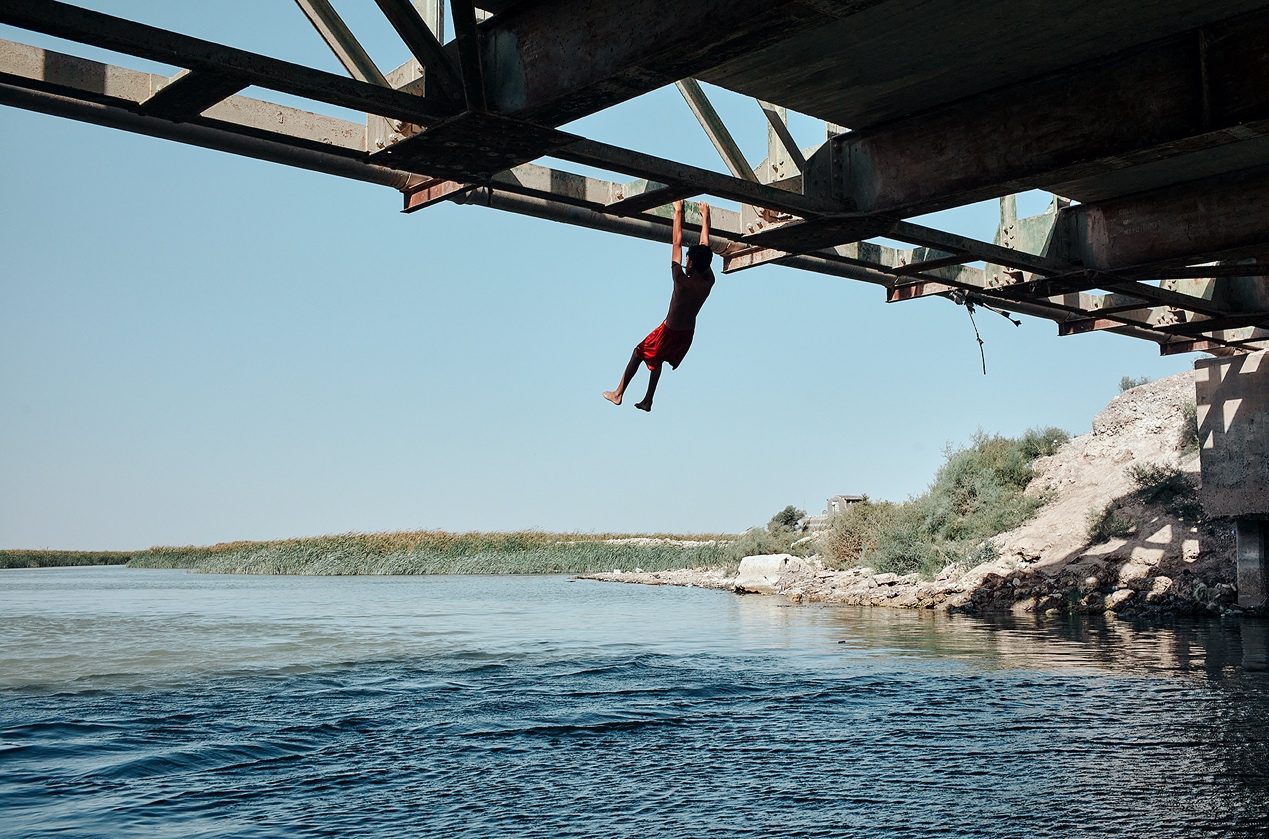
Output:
[[603, 200, 714, 412]]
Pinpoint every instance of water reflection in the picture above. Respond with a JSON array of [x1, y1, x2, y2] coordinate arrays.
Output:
[[726, 587, 1269, 680]]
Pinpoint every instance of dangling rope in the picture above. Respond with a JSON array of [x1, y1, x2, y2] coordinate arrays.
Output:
[[965, 299, 986, 374], [949, 290, 1022, 375]]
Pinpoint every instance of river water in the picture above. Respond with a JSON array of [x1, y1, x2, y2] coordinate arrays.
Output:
[[2, 566, 1267, 838]]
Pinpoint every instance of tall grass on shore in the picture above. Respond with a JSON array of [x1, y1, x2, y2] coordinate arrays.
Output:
[[3, 531, 739, 576], [820, 427, 1068, 577], [0, 550, 135, 569]]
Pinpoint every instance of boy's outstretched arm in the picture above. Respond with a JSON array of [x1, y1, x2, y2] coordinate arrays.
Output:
[[671, 199, 684, 265], [699, 202, 711, 247]]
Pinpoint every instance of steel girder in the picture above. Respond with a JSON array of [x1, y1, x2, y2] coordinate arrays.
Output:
[[0, 0, 1266, 356]]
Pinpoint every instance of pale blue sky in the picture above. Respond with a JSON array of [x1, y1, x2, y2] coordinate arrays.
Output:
[[0, 3, 1193, 549]]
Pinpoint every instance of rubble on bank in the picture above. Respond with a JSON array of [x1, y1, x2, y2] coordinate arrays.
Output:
[[581, 372, 1242, 617]]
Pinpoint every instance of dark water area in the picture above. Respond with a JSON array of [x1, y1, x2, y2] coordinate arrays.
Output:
[[2, 567, 1268, 838]]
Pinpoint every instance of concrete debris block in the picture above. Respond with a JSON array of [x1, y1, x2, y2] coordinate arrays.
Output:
[[734, 554, 808, 594], [1146, 576, 1174, 601], [1105, 588, 1136, 611]]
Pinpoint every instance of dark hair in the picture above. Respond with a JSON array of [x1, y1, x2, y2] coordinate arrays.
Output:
[[686, 244, 714, 273]]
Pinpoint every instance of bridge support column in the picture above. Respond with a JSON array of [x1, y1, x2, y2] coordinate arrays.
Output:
[[1237, 519, 1268, 611], [1195, 350, 1269, 611]]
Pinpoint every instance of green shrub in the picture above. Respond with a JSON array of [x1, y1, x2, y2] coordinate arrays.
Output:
[[1087, 505, 1135, 543], [867, 503, 949, 576], [1120, 375, 1151, 392], [821, 500, 900, 569], [921, 432, 1043, 543], [821, 430, 1049, 577], [767, 505, 806, 534], [1179, 400, 1200, 454], [1019, 426, 1070, 459], [1127, 462, 1204, 521]]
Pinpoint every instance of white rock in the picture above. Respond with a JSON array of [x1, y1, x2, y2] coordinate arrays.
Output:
[[734, 554, 809, 594], [1105, 588, 1136, 610]]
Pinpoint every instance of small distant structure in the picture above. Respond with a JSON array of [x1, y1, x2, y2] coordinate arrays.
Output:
[[827, 495, 864, 514], [804, 495, 865, 531]]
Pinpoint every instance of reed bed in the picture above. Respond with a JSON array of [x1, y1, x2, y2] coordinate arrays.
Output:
[[113, 530, 737, 576], [0, 550, 135, 569]]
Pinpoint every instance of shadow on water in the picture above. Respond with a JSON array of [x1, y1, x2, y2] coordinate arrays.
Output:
[[810, 602, 1269, 677]]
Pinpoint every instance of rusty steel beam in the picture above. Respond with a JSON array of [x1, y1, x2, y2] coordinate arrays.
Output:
[[0, 0, 455, 124], [447, 186, 898, 287], [1058, 317, 1147, 337], [723, 247, 788, 274], [136, 69, 250, 122], [0, 81, 417, 188], [402, 178, 477, 211], [675, 78, 758, 182], [887, 280, 958, 302], [0, 40, 371, 152], [1142, 264, 1269, 280], [480, 0, 887, 126], [292, 0, 390, 87], [605, 184, 695, 215], [758, 99, 806, 171], [373, 0, 463, 104], [1154, 312, 1269, 335], [889, 220, 1064, 275], [1161, 337, 1249, 356], [555, 138, 838, 216], [894, 283, 1166, 342], [891, 251, 971, 276], [826, 11, 1269, 217], [450, 0, 487, 111], [1086, 300, 1156, 317]]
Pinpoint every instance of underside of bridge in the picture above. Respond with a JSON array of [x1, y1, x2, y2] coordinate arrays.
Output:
[[2, 0, 1269, 355]]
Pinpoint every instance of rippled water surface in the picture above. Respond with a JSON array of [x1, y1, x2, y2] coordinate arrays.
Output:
[[2, 567, 1268, 838]]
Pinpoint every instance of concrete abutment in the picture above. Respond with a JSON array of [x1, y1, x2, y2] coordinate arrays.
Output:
[[1196, 350, 1269, 610]]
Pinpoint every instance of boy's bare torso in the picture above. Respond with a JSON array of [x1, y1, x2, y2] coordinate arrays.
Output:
[[665, 263, 715, 332]]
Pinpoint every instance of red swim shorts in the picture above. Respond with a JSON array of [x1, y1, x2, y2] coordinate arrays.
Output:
[[636, 322, 694, 370]]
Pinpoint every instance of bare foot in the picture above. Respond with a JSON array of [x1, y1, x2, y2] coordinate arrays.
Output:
[[634, 400, 652, 412], [602, 391, 622, 406]]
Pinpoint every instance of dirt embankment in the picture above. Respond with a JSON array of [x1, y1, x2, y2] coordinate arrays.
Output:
[[582, 371, 1241, 617]]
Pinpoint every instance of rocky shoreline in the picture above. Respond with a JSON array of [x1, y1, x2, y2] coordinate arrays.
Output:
[[581, 371, 1247, 618]]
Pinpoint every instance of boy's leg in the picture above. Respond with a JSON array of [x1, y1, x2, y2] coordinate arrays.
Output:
[[603, 347, 645, 405], [634, 363, 662, 412]]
